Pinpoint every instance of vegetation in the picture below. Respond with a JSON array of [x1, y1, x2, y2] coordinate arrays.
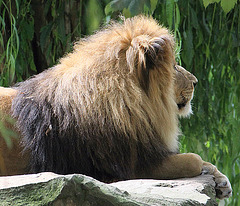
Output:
[[0, 0, 239, 205]]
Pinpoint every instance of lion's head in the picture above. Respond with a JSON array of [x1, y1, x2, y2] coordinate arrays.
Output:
[[174, 65, 198, 117], [9, 16, 197, 181]]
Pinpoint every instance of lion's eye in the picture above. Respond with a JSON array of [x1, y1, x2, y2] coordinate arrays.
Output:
[[174, 65, 179, 72]]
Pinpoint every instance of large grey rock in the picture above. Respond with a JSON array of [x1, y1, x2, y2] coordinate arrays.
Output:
[[0, 172, 217, 206]]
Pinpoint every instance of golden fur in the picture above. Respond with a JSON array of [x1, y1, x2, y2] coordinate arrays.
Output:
[[0, 16, 232, 199], [46, 16, 178, 151]]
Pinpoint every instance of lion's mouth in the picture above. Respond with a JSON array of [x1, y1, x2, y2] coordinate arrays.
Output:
[[177, 102, 186, 110]]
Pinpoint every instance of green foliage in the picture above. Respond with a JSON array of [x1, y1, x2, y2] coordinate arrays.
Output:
[[203, 0, 238, 13], [105, 0, 158, 16], [105, 0, 150, 16], [85, 0, 104, 34], [221, 0, 238, 13], [0, 0, 109, 85], [0, 0, 19, 86], [0, 0, 239, 205], [0, 114, 17, 149]]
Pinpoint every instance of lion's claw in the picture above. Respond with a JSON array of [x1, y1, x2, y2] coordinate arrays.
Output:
[[202, 163, 232, 199], [215, 175, 232, 199]]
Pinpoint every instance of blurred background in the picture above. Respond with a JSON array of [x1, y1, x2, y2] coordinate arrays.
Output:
[[0, 0, 239, 205]]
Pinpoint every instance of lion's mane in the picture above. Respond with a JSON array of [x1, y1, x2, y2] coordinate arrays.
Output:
[[12, 16, 179, 182]]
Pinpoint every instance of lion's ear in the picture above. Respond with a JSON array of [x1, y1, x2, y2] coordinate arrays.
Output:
[[126, 35, 174, 92]]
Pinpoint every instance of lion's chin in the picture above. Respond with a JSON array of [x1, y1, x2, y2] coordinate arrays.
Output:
[[177, 101, 193, 118]]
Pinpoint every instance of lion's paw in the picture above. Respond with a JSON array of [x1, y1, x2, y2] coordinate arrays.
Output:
[[214, 173, 232, 199], [202, 163, 232, 199]]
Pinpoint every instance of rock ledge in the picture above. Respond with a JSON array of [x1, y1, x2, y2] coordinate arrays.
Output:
[[0, 172, 217, 206]]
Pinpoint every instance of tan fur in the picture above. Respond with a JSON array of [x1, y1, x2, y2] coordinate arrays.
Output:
[[0, 87, 28, 175], [0, 87, 17, 116], [0, 16, 232, 199], [47, 16, 179, 152]]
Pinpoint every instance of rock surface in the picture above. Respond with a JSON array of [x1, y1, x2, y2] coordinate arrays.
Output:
[[0, 172, 217, 206]]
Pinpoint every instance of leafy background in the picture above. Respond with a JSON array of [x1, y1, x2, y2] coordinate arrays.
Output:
[[0, 0, 239, 205]]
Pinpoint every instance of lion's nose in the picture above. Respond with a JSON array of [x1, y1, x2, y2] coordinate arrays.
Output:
[[192, 77, 198, 88]]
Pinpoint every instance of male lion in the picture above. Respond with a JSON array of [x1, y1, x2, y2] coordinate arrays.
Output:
[[0, 16, 232, 199]]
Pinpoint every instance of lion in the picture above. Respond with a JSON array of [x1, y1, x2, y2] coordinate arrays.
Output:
[[0, 16, 231, 199]]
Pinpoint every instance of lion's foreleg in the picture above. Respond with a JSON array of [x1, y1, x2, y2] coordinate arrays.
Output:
[[149, 153, 203, 179]]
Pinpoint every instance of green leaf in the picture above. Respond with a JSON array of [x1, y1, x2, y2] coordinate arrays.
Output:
[[9, 54, 15, 83], [174, 3, 180, 30], [129, 0, 146, 15], [205, 44, 210, 58], [205, 140, 210, 148], [106, 0, 150, 16], [85, 0, 104, 34], [21, 19, 34, 41], [51, 0, 57, 18], [0, 117, 18, 149], [108, 0, 130, 11], [166, 0, 174, 28], [221, 0, 237, 13], [14, 0, 19, 15], [190, 7, 199, 29], [202, 0, 220, 8], [122, 8, 131, 18], [105, 3, 114, 15], [195, 30, 203, 48], [57, 16, 66, 43], [44, 0, 52, 16], [150, 0, 158, 12], [182, 28, 194, 67], [40, 22, 53, 52]]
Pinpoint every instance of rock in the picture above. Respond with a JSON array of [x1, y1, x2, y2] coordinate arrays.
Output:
[[0, 172, 217, 206]]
